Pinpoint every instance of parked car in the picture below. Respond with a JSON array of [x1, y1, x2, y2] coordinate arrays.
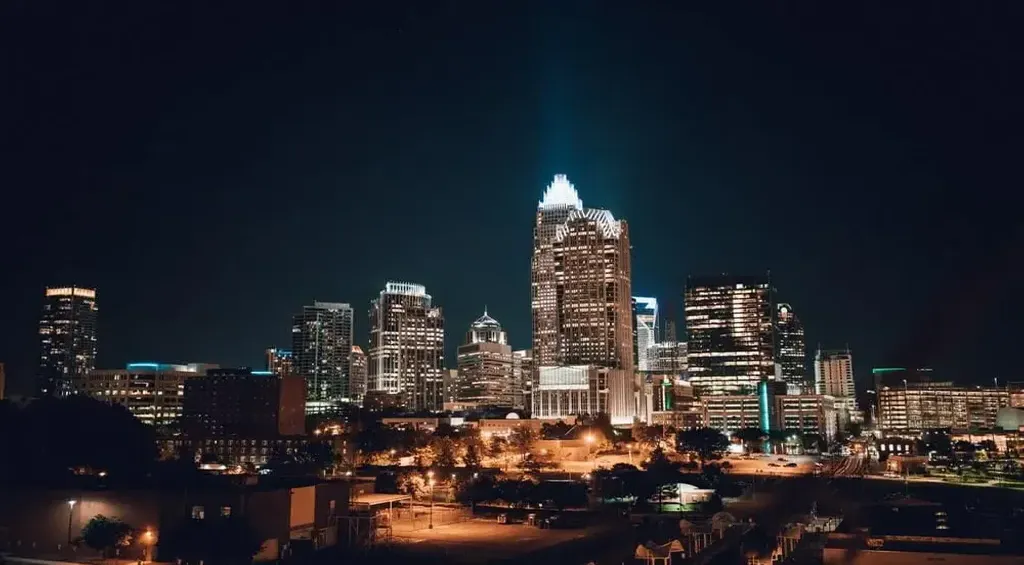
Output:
[[785, 462, 798, 468]]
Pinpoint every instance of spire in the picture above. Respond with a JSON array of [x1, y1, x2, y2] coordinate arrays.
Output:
[[539, 174, 583, 210]]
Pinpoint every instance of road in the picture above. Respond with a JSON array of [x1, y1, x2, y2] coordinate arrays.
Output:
[[819, 455, 868, 477]]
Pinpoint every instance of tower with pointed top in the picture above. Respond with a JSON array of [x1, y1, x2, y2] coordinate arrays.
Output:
[[456, 309, 514, 406], [530, 175, 638, 424]]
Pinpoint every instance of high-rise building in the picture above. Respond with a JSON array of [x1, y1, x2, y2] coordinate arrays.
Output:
[[553, 207, 634, 370], [349, 345, 367, 404], [512, 349, 533, 410], [38, 286, 98, 397], [442, 369, 458, 406], [647, 341, 688, 376], [75, 362, 215, 427], [265, 348, 294, 377], [183, 367, 305, 438], [774, 394, 839, 440], [775, 303, 807, 390], [685, 275, 774, 395], [531, 174, 584, 367], [634, 297, 659, 372], [529, 175, 637, 424], [815, 349, 855, 398], [456, 310, 514, 406], [291, 302, 353, 412], [368, 282, 445, 411], [815, 348, 859, 428]]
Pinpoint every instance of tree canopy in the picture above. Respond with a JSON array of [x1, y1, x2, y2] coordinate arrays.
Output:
[[676, 427, 729, 464], [80, 515, 134, 557]]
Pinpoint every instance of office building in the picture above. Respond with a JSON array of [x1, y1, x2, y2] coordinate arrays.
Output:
[[650, 379, 702, 430], [815, 348, 859, 428], [348, 346, 367, 403], [634, 297, 659, 372], [531, 365, 635, 425], [512, 349, 533, 410], [701, 395, 763, 432], [646, 341, 687, 376], [552, 206, 634, 370], [685, 275, 774, 395], [531, 174, 584, 368], [774, 394, 838, 440], [38, 286, 98, 397], [291, 301, 354, 412], [456, 309, 514, 406], [183, 368, 305, 438], [1009, 382, 1024, 408], [265, 348, 294, 377], [75, 362, 215, 427], [775, 303, 806, 390], [877, 383, 1010, 434], [367, 282, 445, 411]]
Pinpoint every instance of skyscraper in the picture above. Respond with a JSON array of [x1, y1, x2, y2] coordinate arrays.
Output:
[[529, 175, 637, 424], [531, 174, 583, 367], [815, 349, 855, 398], [368, 282, 445, 411], [265, 348, 294, 377], [815, 348, 859, 430], [349, 345, 367, 404], [634, 297, 659, 372], [512, 349, 533, 410], [456, 309, 514, 406], [685, 275, 774, 395], [291, 301, 353, 413], [553, 207, 634, 369], [38, 286, 98, 397], [775, 303, 807, 390]]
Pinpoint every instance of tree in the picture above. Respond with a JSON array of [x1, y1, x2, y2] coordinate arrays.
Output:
[[80, 515, 134, 558], [641, 446, 681, 477], [732, 428, 766, 451], [160, 517, 263, 565], [0, 397, 157, 483], [509, 427, 537, 462], [463, 442, 482, 469], [432, 437, 458, 469], [676, 428, 729, 466], [541, 420, 573, 440]]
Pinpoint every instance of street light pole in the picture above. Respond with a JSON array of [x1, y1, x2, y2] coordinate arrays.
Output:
[[66, 500, 77, 544], [428, 480, 435, 529]]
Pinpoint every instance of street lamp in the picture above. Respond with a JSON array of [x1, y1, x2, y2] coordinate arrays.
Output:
[[141, 528, 154, 562], [427, 479, 435, 529], [66, 500, 77, 544]]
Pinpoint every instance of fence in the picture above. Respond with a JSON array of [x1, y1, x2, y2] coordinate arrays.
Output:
[[390, 502, 471, 533]]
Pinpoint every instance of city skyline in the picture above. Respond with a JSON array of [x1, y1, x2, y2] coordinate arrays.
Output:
[[4, 5, 1021, 396]]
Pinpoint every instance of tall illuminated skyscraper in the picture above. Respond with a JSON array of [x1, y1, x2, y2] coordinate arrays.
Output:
[[349, 345, 367, 404], [685, 275, 774, 395], [634, 297, 659, 372], [291, 301, 353, 412], [456, 309, 513, 406], [775, 303, 807, 390], [530, 175, 637, 424], [553, 207, 634, 369], [38, 286, 98, 397], [368, 282, 445, 411], [531, 174, 583, 367]]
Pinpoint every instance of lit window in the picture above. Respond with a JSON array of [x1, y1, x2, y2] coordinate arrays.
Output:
[[220, 506, 231, 517], [191, 506, 205, 519]]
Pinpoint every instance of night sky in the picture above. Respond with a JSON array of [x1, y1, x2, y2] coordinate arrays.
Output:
[[4, 3, 1023, 395]]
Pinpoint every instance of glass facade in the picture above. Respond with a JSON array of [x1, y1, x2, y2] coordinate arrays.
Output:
[[38, 286, 98, 397], [368, 282, 445, 411], [775, 303, 807, 390], [291, 302, 353, 409], [685, 275, 774, 395]]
